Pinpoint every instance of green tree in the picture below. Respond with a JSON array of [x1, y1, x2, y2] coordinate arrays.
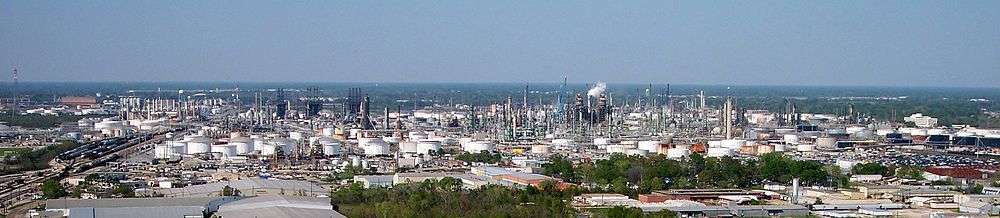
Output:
[[895, 166, 925, 180], [112, 184, 135, 197], [851, 162, 888, 176], [222, 185, 240, 196], [543, 154, 577, 182], [604, 206, 644, 218], [41, 179, 68, 199]]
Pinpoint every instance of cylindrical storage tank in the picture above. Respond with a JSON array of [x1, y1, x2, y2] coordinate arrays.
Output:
[[259, 143, 278, 156], [593, 138, 612, 146], [706, 147, 733, 157], [416, 140, 441, 155], [532, 144, 550, 154], [289, 132, 304, 141], [875, 129, 897, 136], [667, 148, 690, 159], [774, 144, 787, 152], [322, 128, 336, 137], [626, 149, 648, 156], [846, 126, 866, 135], [408, 132, 429, 141], [154, 144, 173, 159], [797, 144, 815, 152], [816, 137, 837, 149], [757, 144, 774, 154], [462, 141, 495, 153], [638, 140, 661, 153], [721, 139, 745, 149], [229, 132, 245, 139], [349, 129, 362, 139], [606, 144, 628, 154], [783, 135, 800, 145], [186, 138, 210, 154], [383, 137, 401, 145], [231, 140, 252, 155], [270, 138, 295, 155], [359, 137, 390, 156], [252, 139, 266, 152], [399, 141, 418, 154], [212, 144, 237, 158], [708, 140, 723, 148], [552, 139, 574, 146], [321, 141, 341, 156]]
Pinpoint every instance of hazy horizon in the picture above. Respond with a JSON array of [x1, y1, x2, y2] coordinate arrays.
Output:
[[2, 1, 998, 87]]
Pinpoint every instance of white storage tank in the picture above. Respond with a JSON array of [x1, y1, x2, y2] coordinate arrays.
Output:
[[846, 126, 866, 135], [270, 138, 295, 155], [409, 132, 429, 141], [322, 128, 336, 137], [706, 147, 733, 157], [320, 140, 342, 156], [259, 143, 278, 156], [666, 148, 690, 159], [289, 132, 304, 141], [774, 144, 787, 152], [551, 138, 574, 146], [531, 144, 551, 154], [875, 129, 897, 136], [797, 144, 815, 152], [816, 137, 837, 149], [606, 144, 628, 154], [416, 140, 441, 155], [252, 139, 266, 152], [626, 149, 648, 156], [783, 135, 800, 145], [399, 141, 418, 154], [359, 137, 390, 156], [720, 139, 746, 149], [382, 136, 402, 144], [212, 144, 237, 158], [462, 140, 495, 153], [230, 140, 253, 155], [593, 138, 612, 146], [637, 140, 661, 153], [185, 137, 211, 154], [154, 144, 173, 159], [757, 144, 774, 154]]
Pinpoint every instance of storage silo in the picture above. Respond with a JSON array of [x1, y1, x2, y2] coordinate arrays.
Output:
[[416, 140, 441, 155], [185, 137, 211, 154]]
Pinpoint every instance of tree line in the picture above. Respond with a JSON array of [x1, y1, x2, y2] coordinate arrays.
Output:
[[543, 153, 848, 197]]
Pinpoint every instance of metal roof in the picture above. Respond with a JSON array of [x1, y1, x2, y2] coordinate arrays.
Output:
[[215, 196, 345, 218], [46, 197, 226, 209], [158, 178, 326, 197]]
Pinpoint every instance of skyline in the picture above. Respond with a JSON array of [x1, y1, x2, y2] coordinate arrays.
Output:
[[1, 1, 998, 87]]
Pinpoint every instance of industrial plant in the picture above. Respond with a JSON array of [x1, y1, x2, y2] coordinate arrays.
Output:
[[1, 79, 999, 218]]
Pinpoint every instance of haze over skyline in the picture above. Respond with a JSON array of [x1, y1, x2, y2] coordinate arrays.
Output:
[[1, 1, 997, 87]]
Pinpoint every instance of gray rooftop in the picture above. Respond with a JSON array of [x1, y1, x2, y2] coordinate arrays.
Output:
[[158, 178, 327, 197], [46, 197, 226, 209], [67, 206, 204, 218], [215, 195, 345, 218]]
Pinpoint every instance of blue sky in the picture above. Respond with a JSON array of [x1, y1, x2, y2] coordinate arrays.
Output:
[[1, 1, 997, 87]]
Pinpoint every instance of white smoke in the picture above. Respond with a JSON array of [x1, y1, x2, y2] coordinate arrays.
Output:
[[587, 82, 606, 97]]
